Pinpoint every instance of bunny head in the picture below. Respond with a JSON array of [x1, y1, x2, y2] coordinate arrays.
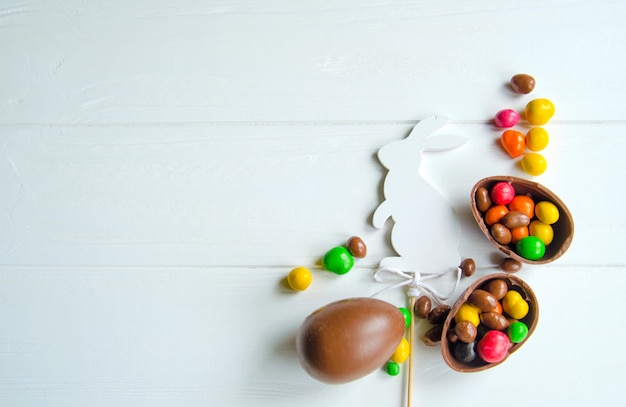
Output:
[[373, 116, 467, 273]]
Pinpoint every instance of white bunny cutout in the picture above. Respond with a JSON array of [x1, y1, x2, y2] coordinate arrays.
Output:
[[373, 116, 467, 276]]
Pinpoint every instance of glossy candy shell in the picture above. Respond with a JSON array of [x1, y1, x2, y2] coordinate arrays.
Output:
[[441, 273, 539, 372], [471, 176, 574, 264]]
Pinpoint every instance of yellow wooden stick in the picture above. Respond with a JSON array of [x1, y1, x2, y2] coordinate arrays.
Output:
[[407, 296, 416, 407]]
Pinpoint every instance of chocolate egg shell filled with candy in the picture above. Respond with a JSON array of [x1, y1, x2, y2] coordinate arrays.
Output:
[[471, 176, 574, 264], [441, 273, 539, 372], [296, 297, 405, 384]]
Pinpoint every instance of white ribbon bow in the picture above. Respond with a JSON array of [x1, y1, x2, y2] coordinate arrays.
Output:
[[371, 266, 461, 304]]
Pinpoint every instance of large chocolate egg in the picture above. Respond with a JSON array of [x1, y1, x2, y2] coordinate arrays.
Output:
[[296, 297, 405, 384]]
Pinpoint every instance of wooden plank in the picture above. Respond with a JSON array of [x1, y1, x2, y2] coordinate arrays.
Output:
[[1, 1, 625, 123], [1, 122, 624, 267], [0, 264, 623, 406]]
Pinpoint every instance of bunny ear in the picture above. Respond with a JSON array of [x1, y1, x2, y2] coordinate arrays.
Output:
[[405, 115, 451, 142], [421, 134, 468, 152]]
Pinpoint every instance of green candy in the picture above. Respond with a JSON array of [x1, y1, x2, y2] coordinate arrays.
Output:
[[322, 246, 354, 275], [385, 361, 400, 376], [516, 236, 546, 260], [398, 307, 411, 328], [508, 321, 529, 343]]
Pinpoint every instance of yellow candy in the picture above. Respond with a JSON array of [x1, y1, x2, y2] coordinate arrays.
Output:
[[502, 290, 529, 319], [454, 303, 481, 327], [287, 267, 312, 291], [535, 201, 560, 225], [525, 127, 550, 151], [529, 219, 554, 245], [390, 337, 410, 364], [525, 98, 555, 125], [520, 152, 547, 176]]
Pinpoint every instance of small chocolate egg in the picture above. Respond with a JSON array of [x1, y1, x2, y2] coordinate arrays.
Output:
[[296, 298, 405, 384]]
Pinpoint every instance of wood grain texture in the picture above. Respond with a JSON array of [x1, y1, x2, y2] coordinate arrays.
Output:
[[0, 1, 625, 406]]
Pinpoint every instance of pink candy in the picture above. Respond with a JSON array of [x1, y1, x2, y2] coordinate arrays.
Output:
[[477, 330, 511, 363], [490, 181, 515, 205], [494, 109, 520, 128]]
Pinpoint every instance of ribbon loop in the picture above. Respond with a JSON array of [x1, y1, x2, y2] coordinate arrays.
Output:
[[371, 266, 461, 304]]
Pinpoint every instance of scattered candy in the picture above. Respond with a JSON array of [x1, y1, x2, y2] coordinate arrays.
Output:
[[287, 266, 312, 291], [494, 109, 521, 128], [477, 330, 511, 363], [500, 130, 526, 158], [510, 73, 536, 94], [347, 236, 367, 258], [460, 258, 476, 277], [520, 152, 547, 176], [385, 361, 400, 376], [525, 98, 555, 125], [428, 304, 451, 325], [390, 337, 410, 364], [525, 127, 549, 151], [398, 307, 411, 328], [414, 295, 432, 319], [322, 246, 354, 275], [499, 257, 523, 272]]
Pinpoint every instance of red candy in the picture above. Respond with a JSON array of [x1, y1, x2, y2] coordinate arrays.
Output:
[[490, 182, 515, 205], [494, 109, 521, 128], [476, 330, 511, 363]]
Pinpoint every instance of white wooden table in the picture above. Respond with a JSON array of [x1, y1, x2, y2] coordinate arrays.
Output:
[[1, 1, 625, 406]]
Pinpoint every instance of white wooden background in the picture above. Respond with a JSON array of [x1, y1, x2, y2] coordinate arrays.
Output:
[[1, 1, 625, 406]]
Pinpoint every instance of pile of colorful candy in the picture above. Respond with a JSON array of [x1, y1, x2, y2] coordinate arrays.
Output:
[[441, 274, 538, 372], [475, 181, 560, 261], [495, 74, 555, 176]]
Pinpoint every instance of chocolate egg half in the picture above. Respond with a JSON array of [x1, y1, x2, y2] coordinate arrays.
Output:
[[296, 297, 405, 384], [471, 176, 574, 264]]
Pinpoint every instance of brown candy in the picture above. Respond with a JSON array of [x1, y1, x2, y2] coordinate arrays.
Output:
[[468, 289, 499, 312], [460, 258, 476, 277], [485, 279, 509, 300], [347, 236, 367, 258], [499, 257, 523, 273], [454, 321, 477, 343], [480, 311, 510, 330], [510, 74, 536, 94], [423, 324, 444, 346], [502, 211, 530, 229], [428, 304, 451, 325], [475, 187, 492, 212], [414, 295, 432, 319], [490, 223, 512, 245]]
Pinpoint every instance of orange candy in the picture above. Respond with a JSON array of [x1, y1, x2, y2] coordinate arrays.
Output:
[[485, 205, 509, 226], [500, 130, 525, 158], [508, 195, 535, 219], [510, 226, 529, 244]]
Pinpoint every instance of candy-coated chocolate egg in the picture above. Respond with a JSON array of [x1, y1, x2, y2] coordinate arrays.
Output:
[[535, 201, 560, 225], [490, 182, 515, 205], [347, 236, 367, 258], [500, 130, 526, 158], [390, 337, 410, 364], [477, 330, 511, 363], [287, 267, 312, 291], [385, 361, 400, 376], [525, 127, 549, 151], [516, 236, 546, 260], [296, 297, 405, 384], [510, 74, 536, 94], [508, 321, 529, 343], [520, 153, 547, 176], [502, 290, 529, 320], [529, 220, 554, 246], [525, 98, 555, 125], [494, 109, 521, 128], [322, 246, 354, 275]]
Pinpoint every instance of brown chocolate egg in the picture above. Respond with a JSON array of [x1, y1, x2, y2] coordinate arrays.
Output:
[[470, 176, 574, 264], [296, 297, 405, 384]]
